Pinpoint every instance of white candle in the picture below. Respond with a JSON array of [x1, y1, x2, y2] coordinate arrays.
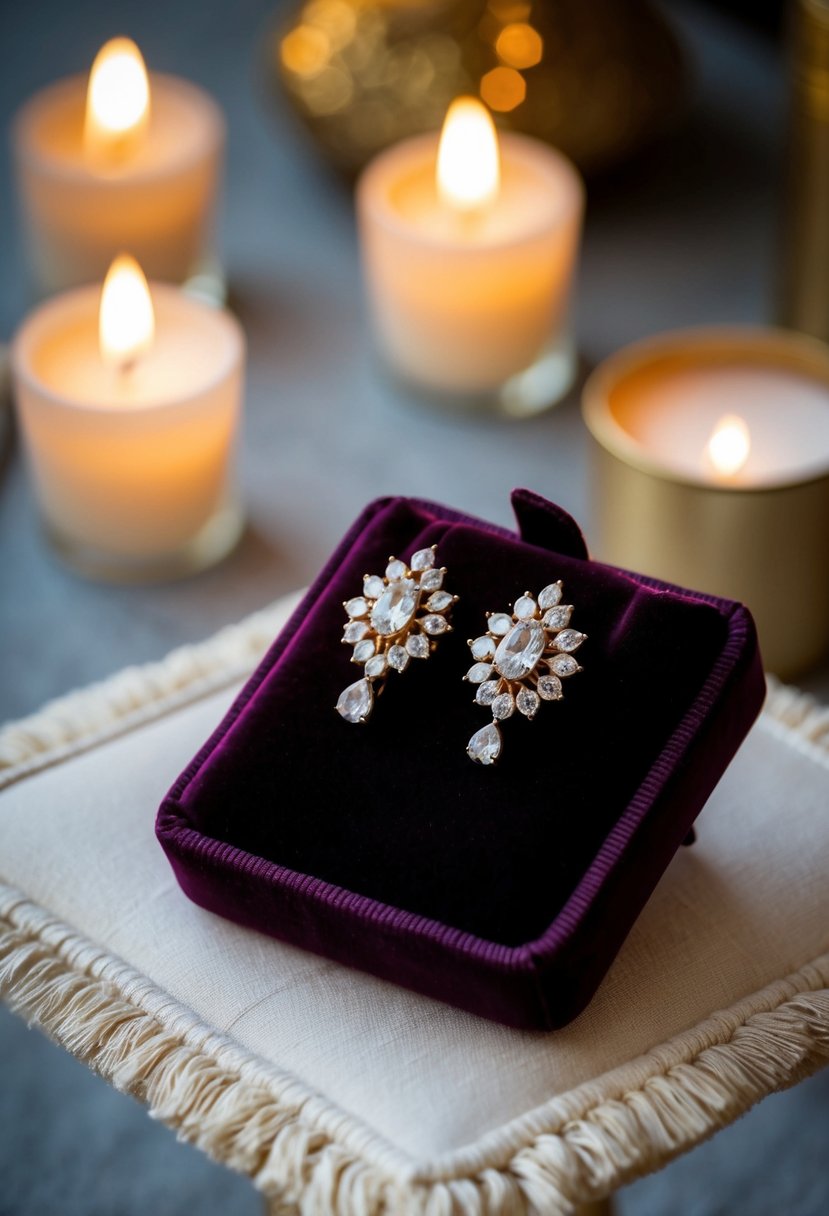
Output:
[[612, 361, 829, 486], [357, 97, 583, 413], [12, 38, 224, 294], [11, 255, 244, 581]]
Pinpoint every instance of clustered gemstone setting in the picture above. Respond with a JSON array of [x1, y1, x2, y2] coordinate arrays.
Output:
[[336, 546, 456, 724], [465, 582, 585, 765]]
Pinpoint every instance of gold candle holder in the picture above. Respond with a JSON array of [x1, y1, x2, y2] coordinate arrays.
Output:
[[582, 327, 829, 679]]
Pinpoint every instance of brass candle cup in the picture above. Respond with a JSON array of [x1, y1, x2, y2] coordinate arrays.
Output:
[[582, 327, 829, 679]]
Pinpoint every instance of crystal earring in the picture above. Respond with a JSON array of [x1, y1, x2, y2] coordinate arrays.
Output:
[[465, 582, 585, 765], [336, 546, 457, 724]]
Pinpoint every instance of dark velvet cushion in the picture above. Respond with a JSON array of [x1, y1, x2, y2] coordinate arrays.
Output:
[[157, 492, 765, 1029]]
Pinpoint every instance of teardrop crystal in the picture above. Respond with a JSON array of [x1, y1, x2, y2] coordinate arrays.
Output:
[[467, 722, 502, 765], [336, 678, 374, 724]]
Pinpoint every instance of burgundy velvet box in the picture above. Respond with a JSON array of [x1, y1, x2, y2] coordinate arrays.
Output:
[[156, 491, 765, 1030]]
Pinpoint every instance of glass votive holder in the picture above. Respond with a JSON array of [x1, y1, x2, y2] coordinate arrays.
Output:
[[11, 282, 244, 583], [357, 131, 583, 418]]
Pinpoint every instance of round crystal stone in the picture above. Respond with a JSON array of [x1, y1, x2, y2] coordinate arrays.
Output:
[[406, 634, 430, 658], [467, 723, 501, 765], [537, 675, 563, 700], [363, 575, 385, 599], [342, 621, 369, 643], [513, 595, 537, 620], [345, 597, 368, 618], [427, 590, 453, 612], [494, 619, 546, 680], [388, 644, 409, 671], [554, 629, 584, 653], [353, 639, 375, 663], [492, 692, 515, 720], [488, 613, 512, 636], [471, 635, 495, 660], [410, 548, 435, 571], [385, 559, 407, 580], [475, 680, 499, 705], [422, 614, 448, 635], [336, 678, 373, 723], [550, 654, 579, 677], [538, 583, 563, 610], [466, 662, 493, 683], [516, 688, 540, 717], [419, 568, 443, 591], [543, 605, 572, 631], [370, 578, 419, 636], [364, 654, 387, 678]]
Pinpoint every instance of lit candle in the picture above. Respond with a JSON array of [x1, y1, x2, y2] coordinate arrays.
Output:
[[582, 327, 829, 677], [356, 96, 583, 415], [10, 254, 244, 581], [12, 38, 224, 295]]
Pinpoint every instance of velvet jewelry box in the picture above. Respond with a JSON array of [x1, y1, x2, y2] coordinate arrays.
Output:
[[156, 491, 766, 1030]]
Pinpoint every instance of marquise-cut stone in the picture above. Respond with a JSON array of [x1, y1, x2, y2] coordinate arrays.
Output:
[[345, 596, 368, 618], [471, 635, 495, 660], [427, 590, 453, 612], [475, 680, 499, 705], [550, 654, 579, 677], [514, 595, 537, 620], [407, 634, 430, 658], [467, 722, 501, 765], [554, 629, 584, 653], [488, 613, 512, 636], [538, 583, 563, 609], [410, 547, 435, 571], [466, 662, 493, 683], [386, 559, 407, 580], [492, 692, 515, 720], [388, 644, 409, 671], [363, 575, 385, 599], [516, 688, 540, 717], [364, 654, 387, 678], [336, 678, 373, 723], [543, 605, 572, 631], [494, 619, 545, 680], [538, 674, 563, 700], [422, 614, 448, 635], [342, 621, 369, 643], [352, 639, 375, 663], [370, 578, 419, 636], [419, 568, 443, 591]]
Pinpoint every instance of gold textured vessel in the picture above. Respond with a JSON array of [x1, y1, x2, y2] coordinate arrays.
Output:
[[269, 0, 687, 179]]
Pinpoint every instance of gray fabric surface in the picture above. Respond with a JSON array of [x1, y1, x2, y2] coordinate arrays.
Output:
[[1, 1, 827, 1213]]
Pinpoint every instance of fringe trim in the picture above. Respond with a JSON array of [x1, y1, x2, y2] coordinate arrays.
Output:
[[1, 884, 827, 1216], [0, 594, 301, 789], [2, 603, 828, 1213], [764, 675, 829, 755]]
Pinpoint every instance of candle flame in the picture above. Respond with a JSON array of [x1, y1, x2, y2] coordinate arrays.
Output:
[[437, 96, 500, 214], [707, 414, 751, 478], [85, 38, 150, 160], [99, 254, 155, 371]]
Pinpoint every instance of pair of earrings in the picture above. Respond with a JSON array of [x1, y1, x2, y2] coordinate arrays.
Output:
[[335, 546, 585, 766]]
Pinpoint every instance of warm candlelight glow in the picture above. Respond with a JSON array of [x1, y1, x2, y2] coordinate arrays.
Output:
[[707, 413, 751, 477], [437, 96, 500, 214], [85, 38, 150, 160], [99, 254, 154, 370]]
